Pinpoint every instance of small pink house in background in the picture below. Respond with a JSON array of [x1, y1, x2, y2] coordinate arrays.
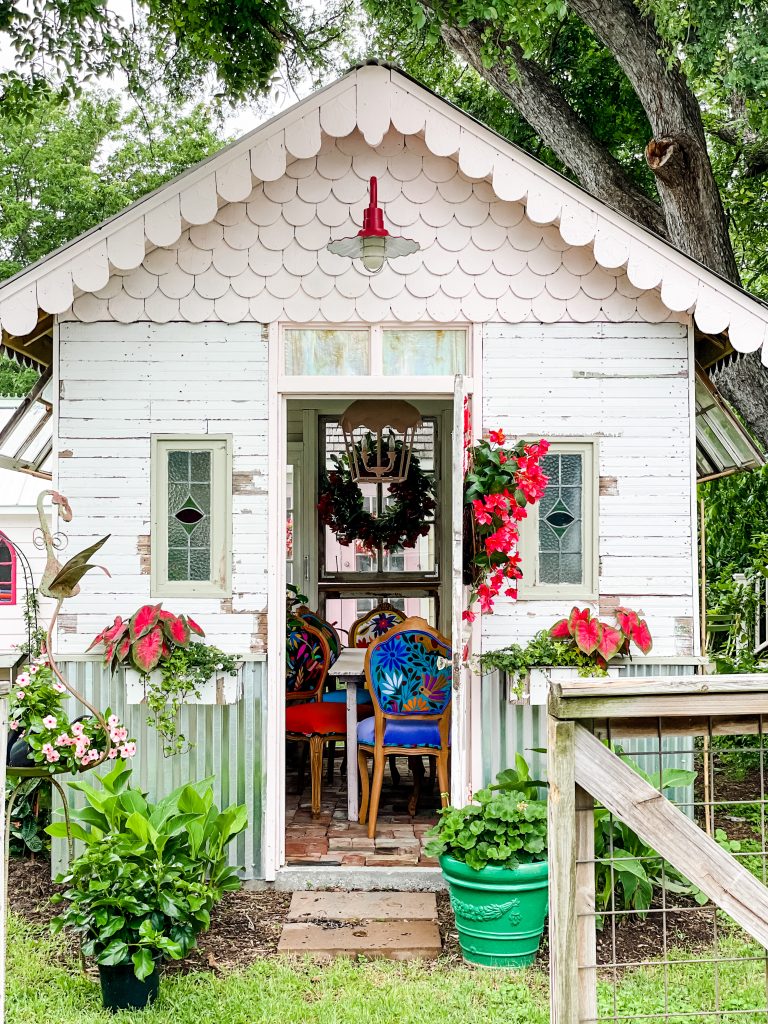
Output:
[[0, 62, 764, 884]]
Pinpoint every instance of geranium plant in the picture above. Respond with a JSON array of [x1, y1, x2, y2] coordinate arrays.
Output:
[[90, 605, 238, 756], [463, 430, 550, 621], [9, 655, 135, 772]]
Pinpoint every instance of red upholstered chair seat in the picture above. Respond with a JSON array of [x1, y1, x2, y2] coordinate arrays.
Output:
[[285, 701, 346, 737]]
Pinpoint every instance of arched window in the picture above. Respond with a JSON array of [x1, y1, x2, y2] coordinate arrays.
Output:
[[0, 533, 16, 605]]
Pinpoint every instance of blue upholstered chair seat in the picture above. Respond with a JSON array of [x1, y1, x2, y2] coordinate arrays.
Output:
[[357, 716, 450, 749], [323, 688, 373, 705]]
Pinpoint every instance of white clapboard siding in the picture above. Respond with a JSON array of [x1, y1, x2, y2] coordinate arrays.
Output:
[[481, 322, 694, 656], [57, 321, 269, 654]]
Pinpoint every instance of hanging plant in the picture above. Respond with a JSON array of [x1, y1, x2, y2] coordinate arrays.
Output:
[[318, 437, 436, 552], [463, 430, 550, 621]]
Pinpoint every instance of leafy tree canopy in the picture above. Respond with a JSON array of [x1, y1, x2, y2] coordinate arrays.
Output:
[[0, 0, 350, 114]]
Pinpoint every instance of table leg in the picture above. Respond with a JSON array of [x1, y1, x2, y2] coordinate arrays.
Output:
[[346, 681, 358, 822]]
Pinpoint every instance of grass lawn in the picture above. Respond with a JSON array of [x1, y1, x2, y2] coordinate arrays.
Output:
[[8, 916, 768, 1024]]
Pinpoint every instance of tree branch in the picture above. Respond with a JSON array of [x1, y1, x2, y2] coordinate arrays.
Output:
[[565, 0, 739, 282], [437, 20, 668, 238]]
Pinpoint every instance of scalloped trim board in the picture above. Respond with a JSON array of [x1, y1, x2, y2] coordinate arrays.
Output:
[[0, 64, 763, 352]]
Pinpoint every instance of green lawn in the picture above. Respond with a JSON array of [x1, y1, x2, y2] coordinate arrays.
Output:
[[8, 915, 768, 1024]]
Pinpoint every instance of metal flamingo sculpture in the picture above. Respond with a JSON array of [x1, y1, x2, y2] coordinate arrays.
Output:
[[35, 489, 112, 761]]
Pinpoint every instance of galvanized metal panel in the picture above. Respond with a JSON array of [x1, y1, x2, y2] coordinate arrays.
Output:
[[480, 662, 697, 811], [51, 658, 266, 880]]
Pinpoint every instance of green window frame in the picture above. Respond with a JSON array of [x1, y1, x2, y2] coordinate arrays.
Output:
[[151, 435, 232, 598], [518, 439, 599, 601]]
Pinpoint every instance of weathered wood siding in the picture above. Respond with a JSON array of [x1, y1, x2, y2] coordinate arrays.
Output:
[[56, 321, 269, 653], [481, 321, 694, 656]]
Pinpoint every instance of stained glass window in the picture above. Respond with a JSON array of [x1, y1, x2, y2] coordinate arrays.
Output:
[[538, 453, 583, 585], [167, 450, 212, 582], [0, 533, 15, 605], [152, 436, 231, 597]]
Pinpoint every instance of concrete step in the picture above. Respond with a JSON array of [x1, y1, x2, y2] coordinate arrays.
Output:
[[278, 890, 441, 959]]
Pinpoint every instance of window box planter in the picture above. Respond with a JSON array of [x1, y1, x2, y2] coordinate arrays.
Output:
[[440, 853, 549, 968], [124, 662, 244, 706], [514, 665, 621, 706]]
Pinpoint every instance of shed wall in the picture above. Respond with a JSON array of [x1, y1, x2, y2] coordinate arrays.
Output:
[[480, 321, 695, 657], [56, 321, 269, 653]]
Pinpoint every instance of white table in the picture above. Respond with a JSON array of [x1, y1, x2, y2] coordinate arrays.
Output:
[[330, 647, 366, 821]]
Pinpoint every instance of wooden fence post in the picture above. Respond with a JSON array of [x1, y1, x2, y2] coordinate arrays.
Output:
[[548, 716, 578, 1024], [576, 785, 597, 1023]]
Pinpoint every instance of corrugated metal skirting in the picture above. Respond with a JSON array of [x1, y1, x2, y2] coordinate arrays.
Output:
[[480, 662, 697, 811], [52, 659, 267, 880]]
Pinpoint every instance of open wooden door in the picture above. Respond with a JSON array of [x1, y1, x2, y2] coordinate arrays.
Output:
[[450, 374, 473, 805]]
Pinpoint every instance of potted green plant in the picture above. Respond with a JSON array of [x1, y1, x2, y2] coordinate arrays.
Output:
[[480, 606, 653, 703], [89, 605, 240, 755], [47, 759, 247, 1011], [426, 757, 548, 968]]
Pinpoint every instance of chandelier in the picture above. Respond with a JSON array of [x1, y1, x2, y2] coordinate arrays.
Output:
[[339, 400, 422, 485]]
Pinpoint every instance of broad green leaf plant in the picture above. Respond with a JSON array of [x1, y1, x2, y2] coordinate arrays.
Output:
[[48, 761, 247, 980]]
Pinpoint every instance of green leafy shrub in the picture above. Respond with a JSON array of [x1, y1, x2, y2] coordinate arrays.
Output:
[[7, 777, 50, 856], [48, 760, 247, 980], [425, 763, 547, 871]]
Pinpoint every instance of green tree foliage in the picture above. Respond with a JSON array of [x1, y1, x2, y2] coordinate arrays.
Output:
[[0, 0, 351, 113], [362, 0, 768, 297], [0, 92, 226, 397]]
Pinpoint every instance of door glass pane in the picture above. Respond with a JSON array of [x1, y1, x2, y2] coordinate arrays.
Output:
[[167, 449, 212, 582], [284, 329, 370, 375], [538, 452, 583, 585], [323, 595, 437, 639], [382, 329, 466, 375]]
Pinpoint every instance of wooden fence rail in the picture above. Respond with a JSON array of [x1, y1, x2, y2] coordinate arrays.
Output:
[[547, 673, 768, 1024]]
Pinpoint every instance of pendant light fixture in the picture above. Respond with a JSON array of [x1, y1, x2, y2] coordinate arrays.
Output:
[[327, 176, 420, 274]]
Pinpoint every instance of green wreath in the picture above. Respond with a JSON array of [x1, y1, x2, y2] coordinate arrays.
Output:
[[317, 441, 436, 551]]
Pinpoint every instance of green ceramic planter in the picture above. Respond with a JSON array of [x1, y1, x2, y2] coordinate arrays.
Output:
[[440, 853, 549, 968]]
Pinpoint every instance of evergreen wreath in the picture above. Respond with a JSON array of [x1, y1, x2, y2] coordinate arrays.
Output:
[[318, 439, 436, 551]]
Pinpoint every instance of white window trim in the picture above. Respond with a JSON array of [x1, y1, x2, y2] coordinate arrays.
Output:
[[517, 438, 599, 602], [151, 434, 233, 599]]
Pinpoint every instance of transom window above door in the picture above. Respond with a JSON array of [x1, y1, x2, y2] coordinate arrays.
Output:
[[282, 326, 467, 377]]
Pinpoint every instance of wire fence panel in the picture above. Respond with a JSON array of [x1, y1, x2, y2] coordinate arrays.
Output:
[[549, 678, 768, 1024]]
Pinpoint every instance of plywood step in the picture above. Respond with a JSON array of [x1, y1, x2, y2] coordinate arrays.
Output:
[[278, 891, 441, 959]]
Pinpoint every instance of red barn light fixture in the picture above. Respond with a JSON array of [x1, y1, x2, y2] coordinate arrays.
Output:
[[326, 176, 420, 274]]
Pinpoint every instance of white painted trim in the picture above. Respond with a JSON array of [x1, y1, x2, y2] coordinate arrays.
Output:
[[278, 375, 469, 397], [468, 323, 484, 794], [450, 373, 472, 805], [688, 321, 702, 657], [301, 409, 319, 609], [264, 322, 285, 879]]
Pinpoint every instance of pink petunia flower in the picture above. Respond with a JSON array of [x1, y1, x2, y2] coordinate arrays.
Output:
[[120, 742, 137, 758], [108, 748, 119, 759], [45, 749, 61, 764], [9, 720, 19, 731], [54, 733, 71, 747]]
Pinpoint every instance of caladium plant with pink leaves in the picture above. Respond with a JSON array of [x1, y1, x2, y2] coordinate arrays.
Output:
[[89, 604, 205, 675], [550, 606, 653, 669]]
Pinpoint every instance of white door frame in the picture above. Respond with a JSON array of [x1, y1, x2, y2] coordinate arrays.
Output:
[[263, 326, 478, 880]]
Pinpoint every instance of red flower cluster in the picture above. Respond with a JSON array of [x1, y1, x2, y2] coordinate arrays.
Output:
[[463, 433, 550, 622]]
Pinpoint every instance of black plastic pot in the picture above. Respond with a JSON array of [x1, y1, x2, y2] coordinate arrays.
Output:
[[98, 962, 159, 1011], [7, 737, 35, 768]]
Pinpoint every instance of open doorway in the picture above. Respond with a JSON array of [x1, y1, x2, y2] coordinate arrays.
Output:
[[284, 397, 453, 868]]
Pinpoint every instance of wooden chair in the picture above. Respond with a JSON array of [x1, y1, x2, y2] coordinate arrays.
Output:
[[284, 621, 346, 816], [297, 606, 341, 666], [357, 616, 452, 839], [349, 603, 407, 649]]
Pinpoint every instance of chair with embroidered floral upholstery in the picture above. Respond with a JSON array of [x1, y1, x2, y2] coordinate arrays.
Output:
[[285, 621, 346, 815], [357, 616, 452, 839], [349, 603, 407, 649], [297, 606, 341, 666]]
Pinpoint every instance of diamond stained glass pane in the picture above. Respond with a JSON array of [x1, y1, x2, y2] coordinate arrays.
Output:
[[538, 453, 583, 585], [167, 450, 212, 582]]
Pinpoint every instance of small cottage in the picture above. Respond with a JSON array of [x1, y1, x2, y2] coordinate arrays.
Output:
[[0, 62, 765, 884]]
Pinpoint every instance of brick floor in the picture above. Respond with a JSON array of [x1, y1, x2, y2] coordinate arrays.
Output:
[[285, 753, 440, 867]]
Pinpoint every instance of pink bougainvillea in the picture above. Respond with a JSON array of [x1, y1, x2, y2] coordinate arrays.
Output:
[[463, 431, 550, 621]]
